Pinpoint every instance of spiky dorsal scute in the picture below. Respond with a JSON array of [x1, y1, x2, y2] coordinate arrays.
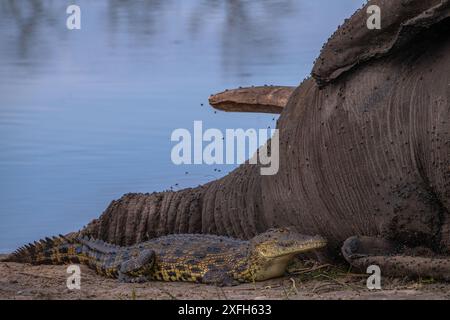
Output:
[[4, 234, 72, 264], [76, 236, 119, 254]]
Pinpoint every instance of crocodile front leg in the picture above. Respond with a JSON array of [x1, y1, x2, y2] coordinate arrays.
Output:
[[201, 269, 241, 287], [118, 249, 155, 283]]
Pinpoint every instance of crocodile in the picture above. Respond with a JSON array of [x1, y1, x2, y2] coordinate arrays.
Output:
[[5, 0, 450, 283], [5, 228, 326, 286]]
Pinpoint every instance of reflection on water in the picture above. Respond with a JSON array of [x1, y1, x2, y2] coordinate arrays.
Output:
[[0, 0, 59, 70], [0, 0, 365, 252], [188, 0, 297, 79], [106, 0, 173, 44]]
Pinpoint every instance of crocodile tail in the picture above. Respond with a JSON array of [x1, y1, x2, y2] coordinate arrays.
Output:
[[5, 235, 85, 265]]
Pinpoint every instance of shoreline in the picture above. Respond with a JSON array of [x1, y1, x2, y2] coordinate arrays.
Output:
[[1, 262, 449, 300]]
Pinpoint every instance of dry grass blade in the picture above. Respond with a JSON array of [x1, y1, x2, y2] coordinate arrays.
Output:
[[288, 264, 333, 275], [318, 274, 362, 293], [18, 271, 55, 280], [157, 286, 178, 300], [290, 278, 299, 295]]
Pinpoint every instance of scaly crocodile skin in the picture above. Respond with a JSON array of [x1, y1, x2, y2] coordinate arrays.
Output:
[[6, 228, 326, 286]]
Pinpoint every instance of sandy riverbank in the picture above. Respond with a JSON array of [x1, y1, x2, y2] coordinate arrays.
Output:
[[1, 257, 449, 300]]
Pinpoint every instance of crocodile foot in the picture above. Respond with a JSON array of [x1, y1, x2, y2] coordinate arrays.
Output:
[[201, 270, 241, 287], [118, 249, 155, 283], [342, 236, 450, 281]]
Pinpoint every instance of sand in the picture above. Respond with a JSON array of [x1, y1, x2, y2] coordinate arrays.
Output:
[[1, 256, 449, 300]]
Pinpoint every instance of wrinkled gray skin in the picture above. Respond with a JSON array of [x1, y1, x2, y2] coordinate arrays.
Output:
[[80, 0, 450, 280]]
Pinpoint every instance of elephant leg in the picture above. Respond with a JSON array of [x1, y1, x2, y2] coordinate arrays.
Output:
[[342, 236, 450, 281]]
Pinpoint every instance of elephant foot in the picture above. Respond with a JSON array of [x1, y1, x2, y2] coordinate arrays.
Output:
[[342, 236, 450, 282]]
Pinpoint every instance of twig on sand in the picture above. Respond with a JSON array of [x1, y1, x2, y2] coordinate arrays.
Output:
[[263, 284, 282, 290], [312, 282, 339, 294], [281, 278, 300, 299], [289, 278, 299, 295], [18, 271, 55, 280], [218, 287, 228, 300], [318, 274, 361, 293], [157, 286, 178, 300], [339, 272, 367, 278], [282, 284, 291, 300], [289, 264, 332, 275]]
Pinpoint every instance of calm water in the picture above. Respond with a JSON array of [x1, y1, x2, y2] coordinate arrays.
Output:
[[0, 0, 365, 252]]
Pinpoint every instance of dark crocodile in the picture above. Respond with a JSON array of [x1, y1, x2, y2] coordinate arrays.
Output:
[[5, 228, 326, 286]]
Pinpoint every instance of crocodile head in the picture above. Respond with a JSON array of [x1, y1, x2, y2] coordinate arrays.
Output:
[[251, 227, 327, 258], [239, 227, 327, 281]]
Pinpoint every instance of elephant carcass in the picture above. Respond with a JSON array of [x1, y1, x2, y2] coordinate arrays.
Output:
[[80, 0, 450, 280]]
